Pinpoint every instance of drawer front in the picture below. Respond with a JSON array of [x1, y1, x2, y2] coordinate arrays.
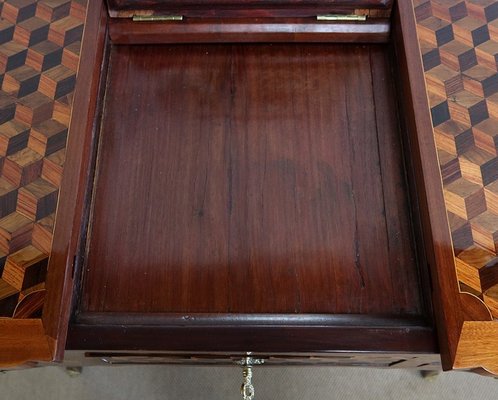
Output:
[[65, 351, 441, 370]]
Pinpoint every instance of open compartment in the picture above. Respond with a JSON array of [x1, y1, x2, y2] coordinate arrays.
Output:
[[4, 0, 496, 373], [62, 0, 455, 365], [82, 42, 424, 317]]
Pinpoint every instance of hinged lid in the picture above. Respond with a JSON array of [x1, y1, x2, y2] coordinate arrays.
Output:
[[107, 0, 393, 19]]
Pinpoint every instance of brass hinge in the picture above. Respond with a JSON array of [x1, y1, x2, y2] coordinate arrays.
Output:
[[316, 14, 367, 21], [132, 15, 184, 22]]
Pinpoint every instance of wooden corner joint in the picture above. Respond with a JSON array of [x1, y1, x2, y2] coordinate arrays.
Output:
[[0, 319, 53, 369], [453, 292, 498, 375], [454, 321, 498, 376]]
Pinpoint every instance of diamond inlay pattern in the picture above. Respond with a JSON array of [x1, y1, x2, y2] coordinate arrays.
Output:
[[1, 0, 497, 321], [0, 0, 86, 317], [416, 0, 498, 318]]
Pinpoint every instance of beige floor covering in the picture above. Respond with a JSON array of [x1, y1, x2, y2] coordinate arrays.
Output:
[[2, 365, 498, 399]]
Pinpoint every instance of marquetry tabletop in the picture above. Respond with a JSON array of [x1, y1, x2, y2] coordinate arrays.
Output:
[[0, 0, 497, 321], [415, 0, 498, 317], [0, 0, 86, 318]]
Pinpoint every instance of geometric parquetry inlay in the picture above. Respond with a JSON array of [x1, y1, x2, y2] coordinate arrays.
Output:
[[0, 0, 86, 318], [1, 0, 497, 320], [416, 0, 498, 318]]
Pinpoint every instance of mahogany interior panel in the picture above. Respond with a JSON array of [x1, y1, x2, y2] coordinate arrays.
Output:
[[106, 0, 392, 18], [81, 43, 423, 315]]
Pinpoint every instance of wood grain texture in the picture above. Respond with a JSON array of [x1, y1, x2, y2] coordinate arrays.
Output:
[[107, 0, 392, 18], [66, 325, 438, 355], [394, 0, 462, 370], [109, 18, 391, 44], [12, 289, 46, 318], [0, 319, 51, 367], [454, 321, 498, 374], [0, 0, 85, 321], [0, 0, 87, 367], [1, 0, 497, 371], [456, 245, 498, 292], [43, 0, 107, 361], [416, 0, 498, 374], [418, 1, 498, 311], [460, 291, 493, 321], [81, 42, 423, 316]]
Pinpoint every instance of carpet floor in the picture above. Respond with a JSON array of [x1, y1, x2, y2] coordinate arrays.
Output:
[[2, 365, 498, 399]]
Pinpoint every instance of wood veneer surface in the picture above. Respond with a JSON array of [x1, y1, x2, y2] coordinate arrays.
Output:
[[415, 0, 498, 319], [0, 0, 87, 319], [106, 0, 392, 18], [81, 43, 423, 315]]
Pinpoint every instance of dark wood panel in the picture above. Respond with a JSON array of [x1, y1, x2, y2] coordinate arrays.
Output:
[[67, 312, 437, 353], [106, 0, 392, 18], [108, 0, 391, 7], [80, 43, 423, 316], [109, 18, 390, 44], [369, 44, 424, 314], [66, 323, 437, 353]]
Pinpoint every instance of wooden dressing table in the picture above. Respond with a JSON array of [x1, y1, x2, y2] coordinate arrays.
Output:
[[1, 0, 498, 381]]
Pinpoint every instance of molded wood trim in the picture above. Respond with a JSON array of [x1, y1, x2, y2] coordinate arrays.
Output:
[[109, 18, 391, 44]]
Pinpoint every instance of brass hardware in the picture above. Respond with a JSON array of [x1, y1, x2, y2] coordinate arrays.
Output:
[[236, 354, 265, 400], [241, 366, 254, 400], [132, 15, 184, 22], [316, 14, 367, 21]]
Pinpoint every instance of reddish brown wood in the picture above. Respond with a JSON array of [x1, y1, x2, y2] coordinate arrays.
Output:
[[459, 292, 493, 322], [42, 0, 108, 361], [3, 0, 497, 372], [370, 44, 427, 314], [107, 0, 392, 18], [81, 42, 423, 316], [0, 319, 51, 367], [12, 289, 46, 318], [0, 0, 87, 368], [392, 0, 463, 371], [109, 18, 390, 44]]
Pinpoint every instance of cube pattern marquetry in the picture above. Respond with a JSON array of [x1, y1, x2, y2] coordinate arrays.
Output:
[[1, 0, 498, 321], [0, 0, 85, 317], [417, 0, 498, 318]]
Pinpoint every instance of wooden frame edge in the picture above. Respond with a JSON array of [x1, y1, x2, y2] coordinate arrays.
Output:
[[107, 0, 392, 18], [109, 18, 390, 44], [40, 0, 108, 362], [7, 0, 493, 370], [393, 0, 464, 370], [66, 323, 437, 353], [0, 1, 107, 370], [396, 0, 498, 374]]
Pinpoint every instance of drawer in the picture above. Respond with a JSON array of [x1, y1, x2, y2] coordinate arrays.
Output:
[[67, 0, 439, 357], [62, 351, 441, 370], [2, 0, 496, 375]]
